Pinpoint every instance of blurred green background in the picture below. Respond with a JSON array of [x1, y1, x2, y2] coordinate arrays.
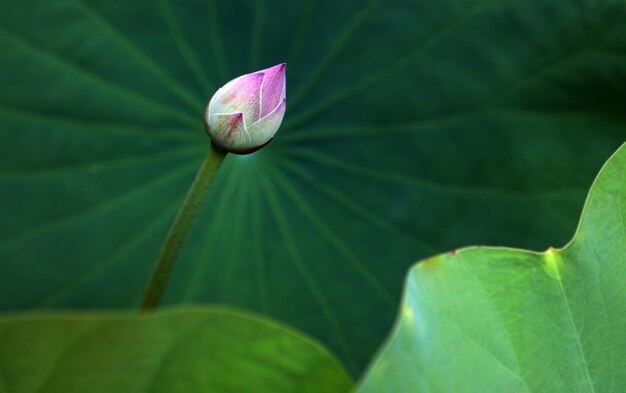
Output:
[[1, 0, 625, 376]]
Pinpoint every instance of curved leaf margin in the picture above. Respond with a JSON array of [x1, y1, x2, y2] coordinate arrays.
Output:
[[358, 142, 626, 392]]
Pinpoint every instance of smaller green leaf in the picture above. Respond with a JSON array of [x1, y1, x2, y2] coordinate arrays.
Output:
[[358, 143, 626, 393], [0, 306, 352, 393]]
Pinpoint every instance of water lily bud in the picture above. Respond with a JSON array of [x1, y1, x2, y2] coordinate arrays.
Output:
[[204, 63, 286, 154]]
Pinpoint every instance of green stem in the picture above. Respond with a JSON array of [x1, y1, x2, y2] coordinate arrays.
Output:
[[140, 143, 227, 310]]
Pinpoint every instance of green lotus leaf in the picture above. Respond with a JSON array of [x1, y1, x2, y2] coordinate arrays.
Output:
[[358, 144, 626, 392], [0, 306, 352, 393], [1, 0, 625, 374]]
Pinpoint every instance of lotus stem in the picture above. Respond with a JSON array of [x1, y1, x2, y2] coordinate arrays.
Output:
[[140, 143, 226, 310]]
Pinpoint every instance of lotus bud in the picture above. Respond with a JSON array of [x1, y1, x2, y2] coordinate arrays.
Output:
[[204, 63, 286, 154]]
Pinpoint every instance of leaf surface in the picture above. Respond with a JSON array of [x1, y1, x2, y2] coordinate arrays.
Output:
[[358, 143, 626, 392], [1, 0, 625, 374], [0, 307, 352, 393]]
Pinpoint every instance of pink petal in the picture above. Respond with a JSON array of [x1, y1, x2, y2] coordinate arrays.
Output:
[[209, 72, 264, 124], [247, 98, 286, 145], [259, 63, 286, 118], [206, 112, 250, 151]]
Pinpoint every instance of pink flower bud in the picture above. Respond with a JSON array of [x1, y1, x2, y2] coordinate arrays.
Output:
[[204, 63, 286, 154]]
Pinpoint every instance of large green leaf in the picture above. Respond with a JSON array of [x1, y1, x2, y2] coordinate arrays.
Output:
[[1, 0, 625, 374], [0, 306, 352, 393], [358, 144, 626, 392]]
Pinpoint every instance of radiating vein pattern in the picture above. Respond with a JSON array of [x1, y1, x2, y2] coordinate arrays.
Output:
[[259, 172, 358, 372], [1, 0, 625, 378]]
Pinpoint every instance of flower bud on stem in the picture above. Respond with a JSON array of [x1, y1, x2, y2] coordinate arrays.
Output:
[[140, 62, 286, 311], [140, 143, 226, 310]]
